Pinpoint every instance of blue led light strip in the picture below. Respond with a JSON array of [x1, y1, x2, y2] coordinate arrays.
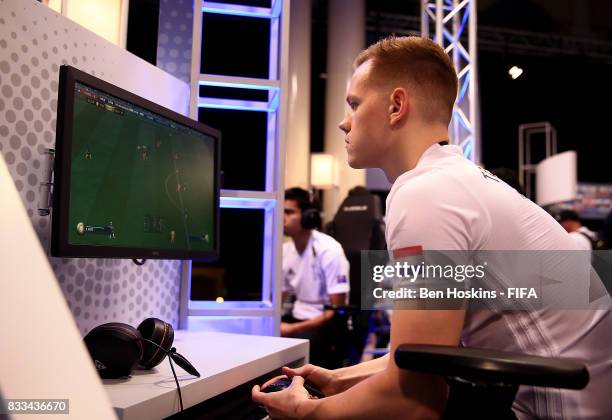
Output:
[[220, 196, 276, 210], [457, 72, 470, 104], [199, 74, 280, 91], [463, 141, 473, 159], [202, 1, 281, 19], [198, 97, 278, 112], [188, 0, 283, 320], [199, 81, 279, 91]]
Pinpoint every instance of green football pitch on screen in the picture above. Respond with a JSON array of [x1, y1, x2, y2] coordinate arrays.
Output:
[[67, 83, 215, 252]]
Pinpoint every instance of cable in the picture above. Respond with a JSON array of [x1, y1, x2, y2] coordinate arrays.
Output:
[[167, 349, 184, 411], [140, 338, 200, 412]]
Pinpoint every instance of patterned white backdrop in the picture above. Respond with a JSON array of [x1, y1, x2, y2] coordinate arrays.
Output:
[[0, 0, 191, 334]]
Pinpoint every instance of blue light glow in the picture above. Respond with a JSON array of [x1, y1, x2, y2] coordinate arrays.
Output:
[[463, 141, 473, 158], [220, 196, 276, 210], [269, 91, 280, 112], [270, 0, 282, 18], [453, 109, 472, 132], [187, 0, 283, 336], [202, 1, 280, 19], [199, 78, 280, 91], [457, 73, 470, 103], [198, 97, 278, 112], [458, 7, 469, 38], [444, 31, 470, 61]]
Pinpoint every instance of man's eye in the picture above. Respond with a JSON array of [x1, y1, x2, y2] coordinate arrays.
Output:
[[349, 102, 358, 110]]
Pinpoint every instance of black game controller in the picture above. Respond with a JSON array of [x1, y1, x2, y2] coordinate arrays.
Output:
[[261, 377, 325, 399]]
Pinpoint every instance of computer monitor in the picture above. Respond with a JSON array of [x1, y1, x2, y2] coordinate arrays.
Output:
[[51, 65, 220, 261]]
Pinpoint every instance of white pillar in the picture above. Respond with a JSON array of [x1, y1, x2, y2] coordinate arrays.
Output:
[[323, 0, 366, 220], [284, 0, 312, 191]]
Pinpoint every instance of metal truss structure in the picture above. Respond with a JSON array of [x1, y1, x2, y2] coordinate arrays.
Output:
[[367, 12, 612, 63], [518, 122, 557, 200], [421, 0, 480, 163]]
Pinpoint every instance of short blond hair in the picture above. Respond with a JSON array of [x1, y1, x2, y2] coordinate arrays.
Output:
[[354, 36, 458, 124]]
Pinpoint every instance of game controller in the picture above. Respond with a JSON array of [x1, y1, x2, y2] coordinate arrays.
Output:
[[261, 377, 325, 399]]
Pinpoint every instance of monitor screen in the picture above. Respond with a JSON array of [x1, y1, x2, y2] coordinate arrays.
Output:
[[51, 65, 220, 260]]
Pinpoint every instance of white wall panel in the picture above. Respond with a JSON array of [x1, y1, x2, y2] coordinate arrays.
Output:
[[0, 0, 190, 334]]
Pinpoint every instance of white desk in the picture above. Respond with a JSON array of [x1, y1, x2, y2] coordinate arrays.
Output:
[[103, 331, 309, 419]]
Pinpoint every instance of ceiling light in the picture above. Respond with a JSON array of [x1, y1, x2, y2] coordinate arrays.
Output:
[[508, 66, 524, 80]]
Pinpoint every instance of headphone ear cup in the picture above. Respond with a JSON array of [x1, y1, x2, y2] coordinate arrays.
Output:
[[83, 323, 143, 379], [301, 208, 321, 230], [137, 318, 174, 369]]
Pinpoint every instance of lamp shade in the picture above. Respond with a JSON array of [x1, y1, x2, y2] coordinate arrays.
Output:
[[536, 151, 577, 206], [310, 153, 337, 189], [43, 0, 127, 47]]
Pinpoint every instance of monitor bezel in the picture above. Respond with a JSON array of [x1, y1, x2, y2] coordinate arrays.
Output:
[[51, 65, 221, 261]]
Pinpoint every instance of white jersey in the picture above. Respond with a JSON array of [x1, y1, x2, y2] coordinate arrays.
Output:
[[282, 230, 350, 320], [385, 143, 612, 419], [569, 226, 597, 251]]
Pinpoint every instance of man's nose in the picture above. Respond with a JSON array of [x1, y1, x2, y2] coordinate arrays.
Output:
[[338, 116, 350, 134]]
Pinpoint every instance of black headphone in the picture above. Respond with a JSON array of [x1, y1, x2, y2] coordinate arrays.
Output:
[[301, 201, 321, 230], [286, 187, 322, 230], [83, 318, 198, 379]]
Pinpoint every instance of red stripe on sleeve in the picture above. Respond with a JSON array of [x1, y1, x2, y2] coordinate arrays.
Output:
[[392, 245, 423, 259]]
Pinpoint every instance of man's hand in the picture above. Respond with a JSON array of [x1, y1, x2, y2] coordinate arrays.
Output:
[[252, 376, 316, 419], [282, 365, 340, 396], [280, 322, 297, 337]]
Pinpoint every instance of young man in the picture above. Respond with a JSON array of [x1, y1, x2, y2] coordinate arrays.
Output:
[[281, 188, 350, 367], [253, 36, 612, 418], [557, 210, 600, 250]]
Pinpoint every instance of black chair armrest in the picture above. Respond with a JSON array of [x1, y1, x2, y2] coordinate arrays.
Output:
[[394, 344, 589, 390], [323, 304, 360, 312]]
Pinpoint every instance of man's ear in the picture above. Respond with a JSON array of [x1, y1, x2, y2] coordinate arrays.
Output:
[[389, 88, 408, 126]]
